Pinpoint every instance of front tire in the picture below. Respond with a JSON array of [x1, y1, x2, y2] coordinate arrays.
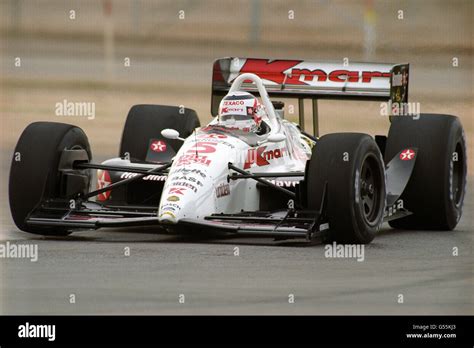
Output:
[[9, 122, 91, 235], [306, 133, 386, 244]]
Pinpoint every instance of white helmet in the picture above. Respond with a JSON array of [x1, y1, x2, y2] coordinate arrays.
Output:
[[217, 91, 265, 132]]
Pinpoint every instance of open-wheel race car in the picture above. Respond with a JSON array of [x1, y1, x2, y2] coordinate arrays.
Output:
[[9, 57, 467, 244]]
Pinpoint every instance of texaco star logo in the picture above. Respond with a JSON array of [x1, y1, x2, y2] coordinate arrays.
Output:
[[400, 149, 415, 161], [97, 170, 111, 201], [151, 140, 167, 153]]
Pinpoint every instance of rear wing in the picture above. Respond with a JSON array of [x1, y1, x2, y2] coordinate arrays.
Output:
[[211, 57, 409, 136]]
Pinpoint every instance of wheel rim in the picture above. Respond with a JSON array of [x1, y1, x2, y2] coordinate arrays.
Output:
[[359, 154, 383, 225], [452, 141, 465, 207]]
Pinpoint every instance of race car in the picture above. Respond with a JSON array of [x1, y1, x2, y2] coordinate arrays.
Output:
[[8, 57, 467, 244]]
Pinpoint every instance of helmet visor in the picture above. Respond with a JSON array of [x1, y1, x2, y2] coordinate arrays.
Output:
[[220, 114, 253, 122]]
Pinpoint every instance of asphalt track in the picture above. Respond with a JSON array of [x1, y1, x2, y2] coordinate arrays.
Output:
[[0, 177, 472, 315]]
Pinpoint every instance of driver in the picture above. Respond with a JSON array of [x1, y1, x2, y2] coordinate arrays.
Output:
[[217, 91, 266, 133]]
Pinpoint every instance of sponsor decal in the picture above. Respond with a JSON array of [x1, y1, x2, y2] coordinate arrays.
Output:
[[289, 69, 391, 84], [392, 70, 408, 87], [215, 183, 230, 198], [219, 141, 236, 149], [143, 174, 167, 182], [96, 169, 112, 201], [244, 146, 288, 169], [120, 172, 167, 182], [198, 132, 227, 139], [221, 107, 246, 114], [172, 168, 207, 178], [239, 59, 391, 85], [199, 125, 245, 139], [200, 126, 232, 134], [170, 175, 203, 187], [169, 181, 198, 193], [146, 138, 176, 163], [175, 154, 212, 167], [390, 65, 409, 109], [174, 141, 217, 167], [223, 100, 245, 106], [240, 59, 303, 84], [186, 142, 216, 154], [167, 195, 180, 202], [150, 140, 167, 153], [160, 211, 176, 219], [268, 180, 298, 188], [161, 206, 177, 212], [392, 72, 403, 87], [400, 149, 415, 161], [169, 187, 186, 195], [160, 203, 181, 212], [244, 146, 269, 169], [384, 199, 404, 218], [191, 137, 235, 149]]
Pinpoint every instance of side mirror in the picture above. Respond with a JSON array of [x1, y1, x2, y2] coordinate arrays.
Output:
[[161, 129, 184, 141], [267, 133, 286, 143]]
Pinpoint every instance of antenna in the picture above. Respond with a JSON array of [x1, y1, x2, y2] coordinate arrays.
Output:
[[194, 129, 198, 156]]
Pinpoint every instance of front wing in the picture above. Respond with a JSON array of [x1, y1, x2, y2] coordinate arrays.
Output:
[[26, 200, 325, 240]]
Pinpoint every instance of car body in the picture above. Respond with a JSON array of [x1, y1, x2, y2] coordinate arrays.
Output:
[[101, 73, 311, 226], [9, 57, 467, 243]]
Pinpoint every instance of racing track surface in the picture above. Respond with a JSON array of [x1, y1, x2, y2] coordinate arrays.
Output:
[[0, 176, 472, 315]]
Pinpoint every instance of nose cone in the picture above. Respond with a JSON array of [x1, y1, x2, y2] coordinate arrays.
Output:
[[158, 187, 186, 223], [158, 128, 245, 223], [158, 181, 208, 222], [159, 210, 177, 224]]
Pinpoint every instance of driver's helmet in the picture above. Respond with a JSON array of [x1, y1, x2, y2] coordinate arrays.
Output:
[[217, 91, 265, 132]]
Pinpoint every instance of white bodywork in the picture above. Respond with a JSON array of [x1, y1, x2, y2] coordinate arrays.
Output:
[[158, 74, 312, 223]]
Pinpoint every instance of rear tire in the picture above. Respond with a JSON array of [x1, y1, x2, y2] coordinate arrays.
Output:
[[9, 122, 91, 235], [119, 104, 200, 162], [306, 133, 386, 244], [385, 114, 467, 230]]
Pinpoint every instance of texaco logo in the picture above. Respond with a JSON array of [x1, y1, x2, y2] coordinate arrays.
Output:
[[400, 149, 415, 161], [150, 140, 167, 153], [97, 170, 112, 201]]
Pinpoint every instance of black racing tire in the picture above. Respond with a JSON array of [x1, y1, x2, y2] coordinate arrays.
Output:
[[9, 122, 92, 236], [119, 104, 200, 162], [385, 114, 467, 230], [306, 133, 386, 244]]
